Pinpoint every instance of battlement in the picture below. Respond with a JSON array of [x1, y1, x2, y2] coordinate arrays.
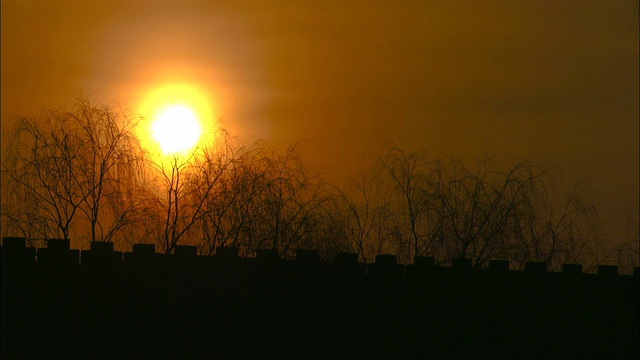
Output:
[[2, 237, 637, 278], [2, 237, 638, 358]]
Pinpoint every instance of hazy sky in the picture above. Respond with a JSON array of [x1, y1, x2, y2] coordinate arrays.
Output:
[[2, 0, 638, 241]]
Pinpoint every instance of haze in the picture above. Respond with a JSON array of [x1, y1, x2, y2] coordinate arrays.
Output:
[[1, 0, 638, 243]]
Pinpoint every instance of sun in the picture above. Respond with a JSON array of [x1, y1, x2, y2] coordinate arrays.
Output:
[[151, 105, 201, 154], [136, 82, 219, 157]]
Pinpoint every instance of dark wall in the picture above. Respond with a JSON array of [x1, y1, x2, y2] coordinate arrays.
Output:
[[1, 243, 639, 359]]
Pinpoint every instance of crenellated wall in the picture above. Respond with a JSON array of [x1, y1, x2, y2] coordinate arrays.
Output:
[[1, 237, 638, 358], [1, 237, 637, 277]]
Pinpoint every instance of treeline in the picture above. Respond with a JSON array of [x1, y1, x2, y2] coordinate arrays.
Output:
[[1, 99, 637, 272]]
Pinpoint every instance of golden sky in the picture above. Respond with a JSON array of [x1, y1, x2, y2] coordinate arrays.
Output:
[[1, 0, 638, 241]]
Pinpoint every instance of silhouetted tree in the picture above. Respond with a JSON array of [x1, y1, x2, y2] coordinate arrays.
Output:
[[340, 163, 397, 262], [1, 99, 142, 247], [509, 177, 601, 270], [142, 131, 240, 255], [253, 144, 331, 257], [69, 99, 143, 243], [376, 147, 445, 262], [1, 98, 619, 271], [433, 157, 542, 268], [342, 151, 604, 269], [195, 142, 338, 258], [197, 142, 266, 256], [604, 209, 639, 274]]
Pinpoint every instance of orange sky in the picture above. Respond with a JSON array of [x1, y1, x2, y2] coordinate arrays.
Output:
[[1, 0, 638, 242]]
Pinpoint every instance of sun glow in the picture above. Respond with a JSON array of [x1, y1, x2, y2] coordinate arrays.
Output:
[[152, 105, 201, 154], [137, 83, 219, 157]]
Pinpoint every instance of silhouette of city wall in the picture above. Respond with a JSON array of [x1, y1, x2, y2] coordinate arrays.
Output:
[[2, 237, 638, 358]]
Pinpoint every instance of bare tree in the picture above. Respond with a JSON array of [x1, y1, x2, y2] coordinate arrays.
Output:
[[195, 142, 339, 258], [2, 100, 143, 248], [198, 143, 268, 256], [603, 209, 639, 274], [620, 209, 640, 270], [339, 162, 397, 263], [67, 99, 143, 244], [2, 110, 84, 241], [340, 150, 604, 269], [510, 177, 601, 270], [1, 98, 616, 269], [141, 130, 241, 255], [434, 158, 543, 268], [311, 195, 352, 259], [255, 144, 331, 257], [376, 147, 444, 262], [1, 171, 50, 247]]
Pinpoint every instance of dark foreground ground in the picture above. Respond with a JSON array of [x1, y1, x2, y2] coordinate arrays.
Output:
[[2, 254, 639, 359]]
